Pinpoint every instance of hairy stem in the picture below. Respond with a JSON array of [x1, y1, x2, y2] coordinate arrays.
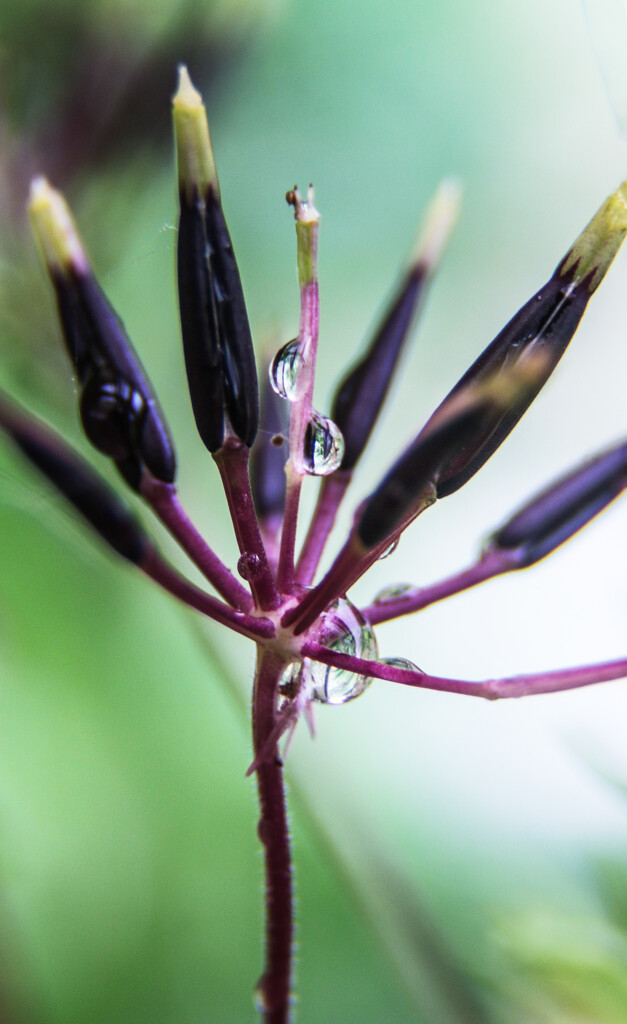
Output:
[[141, 476, 253, 610], [302, 642, 627, 699], [214, 440, 279, 610], [363, 548, 514, 625], [252, 647, 294, 1023], [295, 471, 351, 587], [141, 549, 275, 640]]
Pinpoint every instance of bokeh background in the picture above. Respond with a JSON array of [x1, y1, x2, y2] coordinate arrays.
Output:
[[1, 0, 626, 1021]]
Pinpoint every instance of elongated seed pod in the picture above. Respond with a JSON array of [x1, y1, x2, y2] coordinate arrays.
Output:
[[29, 179, 176, 492], [0, 393, 153, 564], [174, 66, 258, 453], [488, 439, 627, 566], [422, 181, 627, 497]]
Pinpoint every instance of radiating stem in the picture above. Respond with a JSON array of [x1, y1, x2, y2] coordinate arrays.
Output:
[[141, 475, 254, 610], [277, 188, 320, 593], [301, 641, 627, 699], [214, 440, 279, 610], [252, 647, 294, 1024], [363, 547, 515, 625], [141, 549, 275, 640], [295, 471, 351, 587]]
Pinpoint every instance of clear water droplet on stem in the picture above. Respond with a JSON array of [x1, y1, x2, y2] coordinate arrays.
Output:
[[310, 597, 378, 704], [237, 551, 263, 581], [380, 656, 423, 675], [270, 339, 306, 400], [378, 538, 399, 560], [373, 583, 413, 604], [302, 411, 344, 476]]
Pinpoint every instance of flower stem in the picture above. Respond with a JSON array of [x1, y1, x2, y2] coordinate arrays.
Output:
[[301, 642, 627, 699], [141, 549, 275, 640], [295, 471, 351, 587], [277, 188, 320, 593], [141, 475, 254, 611], [214, 440, 280, 610], [363, 547, 514, 625], [252, 647, 294, 1023]]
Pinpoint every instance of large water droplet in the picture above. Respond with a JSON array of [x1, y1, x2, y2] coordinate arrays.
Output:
[[380, 656, 423, 675], [310, 597, 378, 704], [302, 411, 344, 476], [270, 339, 305, 401], [373, 583, 413, 605]]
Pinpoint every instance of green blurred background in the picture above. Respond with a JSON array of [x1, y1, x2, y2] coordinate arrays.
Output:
[[1, 0, 627, 1021]]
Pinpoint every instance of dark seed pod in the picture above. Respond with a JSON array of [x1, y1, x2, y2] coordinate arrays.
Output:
[[0, 393, 153, 565], [29, 178, 176, 492], [174, 66, 258, 454], [250, 364, 288, 520], [421, 182, 627, 498], [488, 439, 627, 567]]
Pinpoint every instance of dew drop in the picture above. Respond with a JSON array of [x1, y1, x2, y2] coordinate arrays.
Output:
[[310, 597, 378, 704], [237, 551, 263, 581], [378, 538, 399, 560], [380, 656, 423, 675], [373, 583, 413, 605], [302, 411, 344, 476], [270, 339, 305, 400]]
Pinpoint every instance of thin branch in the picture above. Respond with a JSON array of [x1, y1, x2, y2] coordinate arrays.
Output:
[[363, 548, 514, 625], [301, 641, 627, 700], [252, 648, 294, 1024], [295, 471, 351, 587], [141, 549, 275, 640], [277, 187, 321, 593], [141, 474, 254, 611], [214, 440, 280, 610]]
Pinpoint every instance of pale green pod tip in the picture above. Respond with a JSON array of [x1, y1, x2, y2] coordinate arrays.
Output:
[[561, 180, 627, 292], [28, 177, 89, 275], [172, 64, 219, 203]]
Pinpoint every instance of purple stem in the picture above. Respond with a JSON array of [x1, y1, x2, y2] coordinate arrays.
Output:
[[277, 193, 321, 593], [214, 440, 280, 610], [252, 647, 294, 1024], [363, 547, 515, 625], [141, 475, 253, 611], [295, 471, 351, 587], [301, 642, 627, 699], [141, 548, 275, 640]]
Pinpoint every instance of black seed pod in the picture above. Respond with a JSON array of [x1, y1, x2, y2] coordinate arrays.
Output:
[[174, 66, 258, 454], [29, 178, 176, 492], [489, 439, 627, 567], [422, 182, 627, 497], [0, 393, 152, 564]]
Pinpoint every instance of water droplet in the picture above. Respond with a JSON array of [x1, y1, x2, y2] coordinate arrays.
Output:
[[310, 597, 378, 704], [380, 656, 423, 675], [270, 339, 306, 400], [278, 662, 302, 699], [237, 551, 263, 581], [378, 538, 399, 560], [373, 583, 413, 605], [302, 411, 344, 476], [80, 374, 145, 459]]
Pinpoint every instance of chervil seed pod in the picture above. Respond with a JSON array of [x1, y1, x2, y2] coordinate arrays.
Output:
[[422, 180, 627, 497], [487, 438, 627, 567], [28, 178, 176, 492], [173, 65, 259, 453], [0, 392, 153, 565]]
